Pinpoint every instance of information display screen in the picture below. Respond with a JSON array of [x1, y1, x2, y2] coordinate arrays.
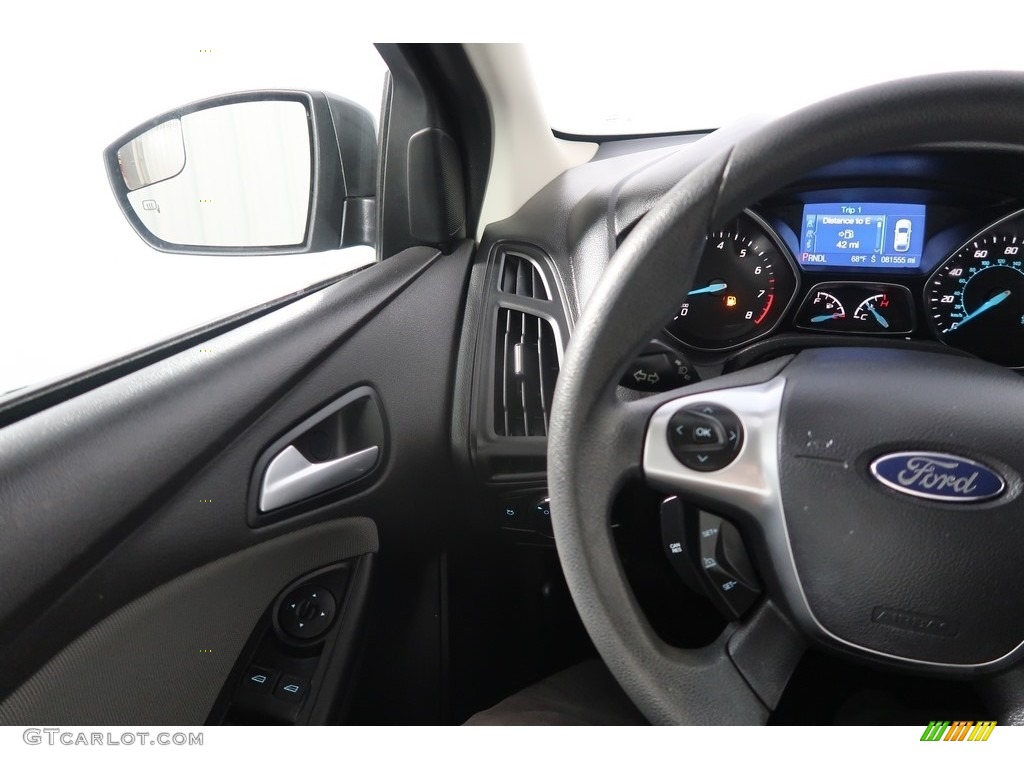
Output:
[[800, 202, 926, 268]]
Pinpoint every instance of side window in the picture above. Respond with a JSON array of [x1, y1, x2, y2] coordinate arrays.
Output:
[[1, 41, 387, 401]]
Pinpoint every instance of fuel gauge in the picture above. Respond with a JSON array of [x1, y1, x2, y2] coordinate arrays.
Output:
[[805, 291, 846, 325], [795, 282, 914, 334]]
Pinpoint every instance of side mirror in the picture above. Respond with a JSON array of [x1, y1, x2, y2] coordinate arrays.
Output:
[[104, 90, 376, 255]]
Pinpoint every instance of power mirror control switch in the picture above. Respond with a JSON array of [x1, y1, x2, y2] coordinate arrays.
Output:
[[666, 403, 743, 471], [277, 585, 336, 641]]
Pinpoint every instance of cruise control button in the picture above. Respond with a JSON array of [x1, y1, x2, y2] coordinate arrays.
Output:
[[697, 510, 722, 562], [661, 504, 763, 621], [695, 511, 761, 619], [703, 564, 761, 620], [658, 497, 703, 593]]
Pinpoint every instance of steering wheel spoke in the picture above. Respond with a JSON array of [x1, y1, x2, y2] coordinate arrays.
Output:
[[551, 369, 807, 724], [644, 377, 785, 524], [724, 600, 805, 713]]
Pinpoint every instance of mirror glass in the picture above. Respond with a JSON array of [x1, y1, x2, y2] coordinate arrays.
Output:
[[118, 100, 311, 248], [117, 119, 186, 191]]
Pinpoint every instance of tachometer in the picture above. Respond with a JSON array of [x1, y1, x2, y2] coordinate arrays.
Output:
[[927, 210, 1024, 367], [666, 212, 798, 350]]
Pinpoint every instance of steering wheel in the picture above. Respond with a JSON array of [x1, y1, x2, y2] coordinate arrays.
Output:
[[548, 72, 1024, 725]]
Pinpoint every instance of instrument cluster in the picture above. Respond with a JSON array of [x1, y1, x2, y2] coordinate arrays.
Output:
[[668, 198, 1024, 368]]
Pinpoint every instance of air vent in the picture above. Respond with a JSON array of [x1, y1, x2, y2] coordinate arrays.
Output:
[[499, 252, 549, 300], [494, 308, 559, 437]]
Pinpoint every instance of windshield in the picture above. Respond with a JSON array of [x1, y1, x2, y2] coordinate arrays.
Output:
[[526, 8, 1024, 136]]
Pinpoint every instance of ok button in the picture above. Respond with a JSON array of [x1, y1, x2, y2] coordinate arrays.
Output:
[[667, 404, 744, 472], [668, 411, 726, 451], [692, 424, 717, 443]]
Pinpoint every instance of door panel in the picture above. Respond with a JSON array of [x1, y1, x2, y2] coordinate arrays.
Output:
[[0, 242, 473, 723], [0, 517, 377, 725]]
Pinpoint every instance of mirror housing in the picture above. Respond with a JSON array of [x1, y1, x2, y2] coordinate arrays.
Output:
[[104, 90, 376, 255]]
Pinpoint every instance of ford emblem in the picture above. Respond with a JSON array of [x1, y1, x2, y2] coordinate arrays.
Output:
[[870, 452, 1005, 502]]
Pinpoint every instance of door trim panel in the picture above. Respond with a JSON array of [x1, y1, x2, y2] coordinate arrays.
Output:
[[0, 247, 440, 686], [0, 516, 378, 725]]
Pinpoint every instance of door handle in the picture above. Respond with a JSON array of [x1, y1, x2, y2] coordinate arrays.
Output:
[[260, 444, 379, 512]]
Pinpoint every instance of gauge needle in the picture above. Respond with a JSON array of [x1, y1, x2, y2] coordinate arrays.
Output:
[[945, 289, 1012, 333], [865, 303, 889, 329], [687, 281, 727, 296], [810, 313, 842, 323]]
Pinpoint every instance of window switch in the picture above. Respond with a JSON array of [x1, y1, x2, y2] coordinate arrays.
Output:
[[273, 675, 309, 703], [242, 666, 278, 692]]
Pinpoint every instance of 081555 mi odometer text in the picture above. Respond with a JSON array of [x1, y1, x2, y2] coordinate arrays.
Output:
[[927, 210, 1024, 367]]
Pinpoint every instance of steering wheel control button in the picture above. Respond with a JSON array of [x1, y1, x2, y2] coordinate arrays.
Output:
[[667, 404, 744, 471], [658, 497, 704, 594], [278, 585, 336, 641], [697, 510, 722, 560], [703, 566, 760, 620], [697, 511, 762, 620], [273, 675, 309, 703], [242, 666, 278, 692], [668, 412, 725, 449], [660, 502, 763, 621]]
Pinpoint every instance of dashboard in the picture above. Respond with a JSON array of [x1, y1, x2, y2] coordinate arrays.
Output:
[[456, 126, 1024, 589], [465, 137, 1024, 494], [664, 190, 1024, 370]]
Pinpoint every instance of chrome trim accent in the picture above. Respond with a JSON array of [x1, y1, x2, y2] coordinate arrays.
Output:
[[260, 444, 379, 512], [869, 451, 1005, 502]]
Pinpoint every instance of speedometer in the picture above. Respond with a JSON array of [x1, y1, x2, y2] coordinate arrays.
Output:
[[926, 210, 1024, 367], [666, 212, 798, 350]]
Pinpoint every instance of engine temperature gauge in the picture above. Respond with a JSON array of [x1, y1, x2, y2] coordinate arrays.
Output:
[[795, 282, 915, 334], [853, 294, 894, 329]]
